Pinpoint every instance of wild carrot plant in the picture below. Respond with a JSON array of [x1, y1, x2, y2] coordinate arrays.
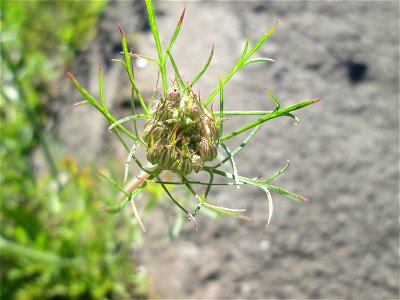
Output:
[[67, 0, 321, 230]]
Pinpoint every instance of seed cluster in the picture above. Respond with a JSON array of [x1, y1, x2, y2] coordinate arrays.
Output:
[[143, 83, 222, 176]]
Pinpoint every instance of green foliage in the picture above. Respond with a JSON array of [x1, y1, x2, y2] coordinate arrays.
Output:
[[68, 0, 321, 229], [1, 158, 147, 300], [1, 0, 107, 173], [1, 1, 151, 299]]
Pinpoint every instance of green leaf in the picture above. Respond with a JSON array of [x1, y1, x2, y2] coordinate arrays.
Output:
[[191, 45, 214, 87], [101, 175, 151, 213], [204, 21, 278, 105], [220, 97, 321, 141], [166, 49, 186, 89], [162, 6, 186, 67], [202, 202, 252, 222], [159, 179, 192, 218], [97, 170, 130, 198], [241, 33, 250, 57], [108, 114, 147, 132], [124, 143, 138, 183], [98, 64, 105, 108], [117, 23, 148, 114], [267, 184, 308, 203], [242, 57, 274, 67], [244, 21, 278, 60], [130, 53, 160, 66], [220, 142, 240, 187], [145, 0, 168, 95], [264, 88, 280, 110], [130, 195, 146, 232], [259, 160, 290, 184]]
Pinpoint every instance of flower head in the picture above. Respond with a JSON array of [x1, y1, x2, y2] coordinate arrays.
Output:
[[143, 80, 221, 176]]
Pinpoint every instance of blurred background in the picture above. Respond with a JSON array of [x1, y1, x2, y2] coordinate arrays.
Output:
[[1, 0, 399, 299]]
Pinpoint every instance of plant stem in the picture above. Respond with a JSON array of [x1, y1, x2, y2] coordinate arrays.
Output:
[[0, 236, 82, 267], [122, 170, 151, 197]]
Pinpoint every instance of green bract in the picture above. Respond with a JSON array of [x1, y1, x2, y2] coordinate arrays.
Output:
[[68, 0, 321, 229]]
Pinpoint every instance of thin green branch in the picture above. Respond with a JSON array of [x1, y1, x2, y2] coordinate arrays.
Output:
[[101, 173, 153, 213], [162, 6, 186, 69], [216, 110, 272, 116], [219, 75, 224, 133], [213, 124, 261, 169], [99, 64, 105, 108], [191, 45, 214, 87], [242, 57, 274, 67], [159, 178, 195, 223], [220, 142, 240, 187], [130, 194, 146, 232], [221, 97, 321, 141], [108, 114, 147, 132], [67, 71, 140, 143], [145, 0, 168, 95], [117, 23, 149, 115], [130, 53, 160, 66], [124, 143, 138, 183], [167, 49, 186, 89], [204, 21, 278, 105]]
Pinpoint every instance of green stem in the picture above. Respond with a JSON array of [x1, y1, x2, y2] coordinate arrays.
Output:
[[0, 236, 82, 267]]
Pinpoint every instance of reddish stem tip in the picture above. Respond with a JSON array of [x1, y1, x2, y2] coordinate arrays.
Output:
[[313, 96, 323, 103], [117, 22, 124, 36], [66, 70, 76, 81], [301, 196, 309, 202], [179, 5, 187, 23]]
